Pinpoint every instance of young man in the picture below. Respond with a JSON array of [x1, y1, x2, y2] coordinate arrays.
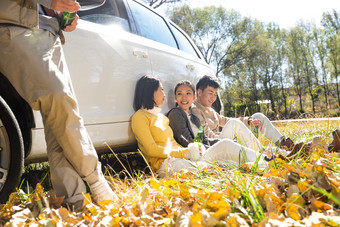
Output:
[[191, 75, 294, 150], [0, 0, 115, 208]]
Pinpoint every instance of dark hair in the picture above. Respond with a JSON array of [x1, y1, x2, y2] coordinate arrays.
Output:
[[174, 80, 195, 95], [134, 75, 161, 111], [196, 75, 220, 91]]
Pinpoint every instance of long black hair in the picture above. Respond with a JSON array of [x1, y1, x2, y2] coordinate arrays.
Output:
[[133, 75, 161, 111]]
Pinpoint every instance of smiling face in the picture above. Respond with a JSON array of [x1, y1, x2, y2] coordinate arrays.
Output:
[[153, 83, 165, 107], [197, 85, 218, 108], [175, 84, 195, 112]]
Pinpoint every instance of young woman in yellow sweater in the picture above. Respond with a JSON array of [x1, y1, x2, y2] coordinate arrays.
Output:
[[131, 75, 267, 177]]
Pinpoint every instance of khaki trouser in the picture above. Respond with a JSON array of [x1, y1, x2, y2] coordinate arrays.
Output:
[[0, 25, 101, 203]]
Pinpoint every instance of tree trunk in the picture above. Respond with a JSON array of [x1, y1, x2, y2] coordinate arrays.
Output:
[[336, 70, 340, 106], [281, 85, 287, 117]]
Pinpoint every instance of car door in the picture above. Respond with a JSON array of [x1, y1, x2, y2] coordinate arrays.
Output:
[[61, 0, 154, 149], [125, 0, 212, 112]]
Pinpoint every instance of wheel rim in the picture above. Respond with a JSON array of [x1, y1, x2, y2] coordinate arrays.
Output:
[[0, 119, 10, 190]]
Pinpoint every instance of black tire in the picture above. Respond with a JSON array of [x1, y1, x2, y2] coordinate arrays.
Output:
[[0, 96, 24, 203]]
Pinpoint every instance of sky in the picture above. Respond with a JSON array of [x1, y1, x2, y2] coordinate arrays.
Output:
[[159, 0, 339, 29]]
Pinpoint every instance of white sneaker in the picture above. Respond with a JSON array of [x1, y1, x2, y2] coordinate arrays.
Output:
[[90, 177, 116, 202]]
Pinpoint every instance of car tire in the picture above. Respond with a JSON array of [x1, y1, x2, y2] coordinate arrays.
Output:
[[0, 96, 24, 203]]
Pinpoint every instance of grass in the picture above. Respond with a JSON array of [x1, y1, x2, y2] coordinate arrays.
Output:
[[5, 119, 340, 226]]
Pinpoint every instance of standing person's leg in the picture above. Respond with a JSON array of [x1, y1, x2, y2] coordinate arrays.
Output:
[[45, 133, 86, 204], [202, 139, 265, 164], [219, 118, 261, 151], [0, 26, 115, 202]]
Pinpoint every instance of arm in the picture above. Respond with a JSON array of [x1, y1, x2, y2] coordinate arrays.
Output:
[[131, 113, 188, 159], [168, 108, 193, 147], [38, 0, 80, 12], [239, 116, 262, 127], [39, 0, 79, 32], [216, 111, 230, 127], [239, 116, 250, 126]]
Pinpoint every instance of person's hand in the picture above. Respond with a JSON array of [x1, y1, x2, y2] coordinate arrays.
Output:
[[64, 15, 79, 32], [249, 118, 262, 127], [198, 144, 206, 156], [186, 143, 202, 161], [50, 0, 80, 12]]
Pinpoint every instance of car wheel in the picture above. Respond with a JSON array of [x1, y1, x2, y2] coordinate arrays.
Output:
[[0, 97, 24, 203]]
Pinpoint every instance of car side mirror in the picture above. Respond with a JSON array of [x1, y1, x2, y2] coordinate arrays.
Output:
[[78, 0, 106, 11]]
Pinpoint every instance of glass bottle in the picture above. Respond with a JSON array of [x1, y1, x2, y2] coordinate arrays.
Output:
[[59, 1, 77, 30], [254, 125, 259, 138], [194, 125, 204, 144]]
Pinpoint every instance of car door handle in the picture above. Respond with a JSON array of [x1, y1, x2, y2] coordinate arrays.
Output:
[[186, 64, 195, 71], [133, 50, 148, 58]]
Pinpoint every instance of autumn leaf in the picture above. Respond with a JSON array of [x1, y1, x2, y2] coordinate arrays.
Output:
[[286, 204, 303, 221], [310, 199, 332, 211], [150, 178, 162, 189], [2, 122, 340, 226], [226, 214, 250, 227]]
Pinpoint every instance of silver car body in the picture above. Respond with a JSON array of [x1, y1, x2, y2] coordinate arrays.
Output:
[[26, 0, 216, 162]]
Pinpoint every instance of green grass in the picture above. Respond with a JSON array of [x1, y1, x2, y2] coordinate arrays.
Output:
[[8, 119, 339, 226]]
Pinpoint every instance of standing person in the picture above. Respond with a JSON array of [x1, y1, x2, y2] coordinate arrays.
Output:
[[167, 80, 260, 151], [191, 75, 295, 151], [0, 0, 115, 207], [131, 75, 267, 178]]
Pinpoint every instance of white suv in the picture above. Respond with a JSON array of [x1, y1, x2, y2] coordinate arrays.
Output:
[[0, 0, 219, 202]]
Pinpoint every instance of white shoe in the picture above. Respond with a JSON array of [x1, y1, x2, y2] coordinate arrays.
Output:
[[90, 177, 116, 202]]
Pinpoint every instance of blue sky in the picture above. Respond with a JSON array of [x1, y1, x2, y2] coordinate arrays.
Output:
[[159, 0, 339, 29]]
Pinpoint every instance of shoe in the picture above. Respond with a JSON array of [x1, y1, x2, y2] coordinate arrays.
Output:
[[89, 177, 117, 202], [264, 155, 273, 162], [285, 141, 312, 159], [328, 129, 340, 153], [279, 137, 295, 151], [64, 199, 84, 212]]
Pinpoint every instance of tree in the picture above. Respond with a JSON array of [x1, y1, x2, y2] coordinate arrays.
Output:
[[321, 9, 340, 33], [169, 5, 260, 77], [322, 10, 340, 107], [141, 0, 184, 9], [267, 24, 289, 116], [313, 27, 330, 110], [255, 23, 289, 114], [326, 33, 340, 106], [287, 27, 305, 113], [300, 22, 320, 114]]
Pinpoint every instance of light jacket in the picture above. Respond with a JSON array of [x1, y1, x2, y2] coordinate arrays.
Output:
[[0, 0, 52, 28], [167, 107, 218, 147], [131, 109, 188, 172], [191, 100, 250, 139]]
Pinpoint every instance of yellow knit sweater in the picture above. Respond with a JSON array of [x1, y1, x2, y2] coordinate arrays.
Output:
[[131, 109, 189, 172]]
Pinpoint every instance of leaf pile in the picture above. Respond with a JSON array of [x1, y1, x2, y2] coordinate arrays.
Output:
[[1, 121, 340, 226]]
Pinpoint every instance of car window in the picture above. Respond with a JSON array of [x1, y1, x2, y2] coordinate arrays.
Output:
[[127, 0, 178, 49], [78, 0, 130, 31], [169, 23, 200, 58]]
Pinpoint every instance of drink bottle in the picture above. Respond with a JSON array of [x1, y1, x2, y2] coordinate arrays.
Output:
[[254, 125, 259, 138], [59, 1, 77, 30], [194, 125, 204, 144]]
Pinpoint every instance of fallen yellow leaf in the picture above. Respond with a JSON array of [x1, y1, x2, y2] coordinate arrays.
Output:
[[150, 178, 162, 189], [310, 199, 332, 211]]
